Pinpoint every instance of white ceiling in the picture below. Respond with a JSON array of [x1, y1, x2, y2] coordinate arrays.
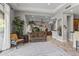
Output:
[[64, 4, 79, 15], [9, 3, 79, 16], [9, 3, 65, 14]]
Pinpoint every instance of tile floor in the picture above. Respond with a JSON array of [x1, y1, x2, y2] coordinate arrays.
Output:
[[47, 36, 79, 56], [0, 35, 79, 56]]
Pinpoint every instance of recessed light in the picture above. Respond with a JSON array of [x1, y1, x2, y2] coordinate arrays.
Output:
[[70, 10, 73, 12], [48, 3, 50, 5]]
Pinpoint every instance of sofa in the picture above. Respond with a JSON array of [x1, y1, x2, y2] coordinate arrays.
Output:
[[28, 31, 47, 42]]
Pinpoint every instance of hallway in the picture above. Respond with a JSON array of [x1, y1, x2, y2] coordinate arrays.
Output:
[[0, 41, 69, 56]]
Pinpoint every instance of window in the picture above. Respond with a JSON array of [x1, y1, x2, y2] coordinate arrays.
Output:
[[0, 11, 4, 39]]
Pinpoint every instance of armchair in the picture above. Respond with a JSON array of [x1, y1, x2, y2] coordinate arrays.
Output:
[[10, 34, 24, 48]]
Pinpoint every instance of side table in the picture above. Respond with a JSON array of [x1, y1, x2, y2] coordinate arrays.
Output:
[[23, 35, 28, 43]]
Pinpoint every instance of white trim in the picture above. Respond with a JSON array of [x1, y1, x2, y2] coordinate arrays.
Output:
[[53, 3, 66, 13]]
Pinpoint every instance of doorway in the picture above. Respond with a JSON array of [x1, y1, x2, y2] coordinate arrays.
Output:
[[67, 16, 71, 41]]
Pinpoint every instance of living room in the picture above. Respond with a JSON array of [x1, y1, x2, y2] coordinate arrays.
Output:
[[1, 3, 79, 56], [10, 4, 53, 43]]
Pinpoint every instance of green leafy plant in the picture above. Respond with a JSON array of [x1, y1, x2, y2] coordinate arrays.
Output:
[[12, 17, 24, 36], [32, 27, 40, 32], [28, 21, 35, 25]]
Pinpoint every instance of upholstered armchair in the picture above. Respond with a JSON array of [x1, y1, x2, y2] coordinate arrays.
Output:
[[10, 34, 24, 47]]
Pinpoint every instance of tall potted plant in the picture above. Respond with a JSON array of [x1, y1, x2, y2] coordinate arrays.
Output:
[[12, 17, 24, 36]]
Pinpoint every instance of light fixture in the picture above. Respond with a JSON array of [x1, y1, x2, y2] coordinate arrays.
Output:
[[48, 3, 50, 5], [65, 5, 71, 9], [70, 10, 73, 12]]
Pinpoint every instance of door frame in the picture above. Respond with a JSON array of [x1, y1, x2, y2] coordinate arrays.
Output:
[[63, 13, 73, 42]]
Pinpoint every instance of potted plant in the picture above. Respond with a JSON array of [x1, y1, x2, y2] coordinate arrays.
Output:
[[32, 27, 40, 32], [12, 16, 24, 37]]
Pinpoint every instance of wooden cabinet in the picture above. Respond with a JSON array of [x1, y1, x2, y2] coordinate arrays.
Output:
[[74, 19, 79, 31]]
